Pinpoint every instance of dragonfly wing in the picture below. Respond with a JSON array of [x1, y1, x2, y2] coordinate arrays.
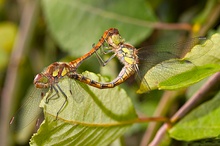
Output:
[[138, 58, 199, 93], [138, 37, 206, 65], [10, 86, 48, 132], [68, 78, 85, 103], [136, 37, 206, 92]]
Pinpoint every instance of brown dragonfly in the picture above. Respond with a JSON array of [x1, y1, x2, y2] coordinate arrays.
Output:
[[10, 28, 119, 130]]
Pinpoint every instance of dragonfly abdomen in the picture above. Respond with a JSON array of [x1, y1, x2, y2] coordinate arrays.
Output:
[[69, 28, 121, 68], [67, 72, 111, 88], [68, 66, 135, 89]]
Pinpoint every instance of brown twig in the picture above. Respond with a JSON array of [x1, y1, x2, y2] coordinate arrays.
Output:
[[0, 1, 40, 146], [152, 22, 192, 31], [148, 72, 220, 146], [140, 90, 185, 146]]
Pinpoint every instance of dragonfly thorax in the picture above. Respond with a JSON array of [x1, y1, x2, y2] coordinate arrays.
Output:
[[106, 31, 124, 48], [116, 44, 139, 67], [34, 62, 71, 89]]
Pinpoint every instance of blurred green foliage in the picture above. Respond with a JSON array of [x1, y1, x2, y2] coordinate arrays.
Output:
[[1, 0, 220, 146]]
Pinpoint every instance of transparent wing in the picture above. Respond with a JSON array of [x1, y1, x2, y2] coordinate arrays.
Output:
[[134, 37, 206, 91], [68, 78, 85, 103], [137, 37, 206, 85], [10, 86, 48, 132], [138, 37, 206, 74]]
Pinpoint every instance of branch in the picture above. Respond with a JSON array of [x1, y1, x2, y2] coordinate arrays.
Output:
[[148, 72, 220, 146]]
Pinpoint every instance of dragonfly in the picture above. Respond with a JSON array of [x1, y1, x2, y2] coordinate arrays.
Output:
[[69, 28, 206, 90], [10, 28, 119, 130]]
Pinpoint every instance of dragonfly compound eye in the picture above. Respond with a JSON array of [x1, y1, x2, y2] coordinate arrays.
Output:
[[34, 73, 50, 88]]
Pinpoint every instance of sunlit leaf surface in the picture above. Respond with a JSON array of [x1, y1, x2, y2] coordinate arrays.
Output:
[[169, 91, 220, 141], [138, 33, 220, 93], [30, 72, 137, 146]]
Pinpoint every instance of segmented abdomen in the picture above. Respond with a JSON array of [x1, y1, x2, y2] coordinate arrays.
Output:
[[68, 66, 135, 89]]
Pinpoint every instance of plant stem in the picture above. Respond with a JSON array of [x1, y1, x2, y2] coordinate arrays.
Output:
[[148, 72, 220, 146]]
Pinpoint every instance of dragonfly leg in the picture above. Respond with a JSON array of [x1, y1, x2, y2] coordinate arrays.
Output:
[[93, 43, 112, 55], [45, 87, 53, 103], [95, 52, 117, 67], [54, 84, 68, 120], [45, 87, 59, 103], [100, 47, 114, 55]]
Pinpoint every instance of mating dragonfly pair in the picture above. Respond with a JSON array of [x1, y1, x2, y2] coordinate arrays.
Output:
[[10, 28, 204, 127]]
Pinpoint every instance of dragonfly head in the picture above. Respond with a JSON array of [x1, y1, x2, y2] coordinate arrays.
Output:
[[107, 28, 124, 48], [34, 73, 50, 88], [111, 34, 124, 46]]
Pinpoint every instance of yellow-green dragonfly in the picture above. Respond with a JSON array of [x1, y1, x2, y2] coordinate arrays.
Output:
[[69, 28, 205, 91]]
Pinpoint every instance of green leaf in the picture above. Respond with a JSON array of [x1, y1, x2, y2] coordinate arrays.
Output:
[[137, 33, 220, 93], [41, 0, 157, 56], [30, 72, 137, 146], [169, 91, 220, 141]]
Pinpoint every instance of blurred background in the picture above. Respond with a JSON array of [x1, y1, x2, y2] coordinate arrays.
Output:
[[0, 0, 220, 146]]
